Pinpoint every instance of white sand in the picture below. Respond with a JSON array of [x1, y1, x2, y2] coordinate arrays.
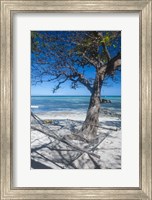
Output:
[[31, 113, 121, 169], [35, 111, 120, 122]]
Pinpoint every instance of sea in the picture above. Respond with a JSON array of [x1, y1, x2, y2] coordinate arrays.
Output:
[[31, 96, 121, 120]]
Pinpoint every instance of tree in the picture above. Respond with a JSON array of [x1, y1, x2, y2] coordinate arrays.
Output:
[[31, 31, 121, 140]]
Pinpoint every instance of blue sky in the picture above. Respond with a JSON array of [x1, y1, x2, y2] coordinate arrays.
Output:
[[31, 64, 121, 96], [31, 31, 121, 96], [31, 76, 121, 96], [31, 61, 121, 96]]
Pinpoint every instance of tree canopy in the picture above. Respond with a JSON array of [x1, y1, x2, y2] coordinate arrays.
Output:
[[31, 31, 121, 94]]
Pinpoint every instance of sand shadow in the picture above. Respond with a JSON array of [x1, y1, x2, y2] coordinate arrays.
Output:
[[31, 159, 52, 169]]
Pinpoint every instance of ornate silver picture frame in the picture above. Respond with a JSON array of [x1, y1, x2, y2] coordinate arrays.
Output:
[[0, 0, 151, 199]]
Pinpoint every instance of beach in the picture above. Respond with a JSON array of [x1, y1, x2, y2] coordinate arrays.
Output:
[[31, 96, 121, 169]]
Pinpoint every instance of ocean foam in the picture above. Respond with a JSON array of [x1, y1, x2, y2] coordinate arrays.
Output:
[[31, 105, 39, 108]]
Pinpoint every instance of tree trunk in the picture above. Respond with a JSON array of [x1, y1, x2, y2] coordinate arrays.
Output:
[[80, 73, 103, 141]]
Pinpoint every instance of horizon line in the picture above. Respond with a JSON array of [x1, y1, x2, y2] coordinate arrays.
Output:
[[31, 95, 121, 97]]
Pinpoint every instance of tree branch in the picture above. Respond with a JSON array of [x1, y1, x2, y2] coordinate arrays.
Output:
[[53, 77, 68, 93], [81, 53, 97, 67], [106, 52, 121, 75], [98, 32, 111, 62], [69, 72, 93, 93]]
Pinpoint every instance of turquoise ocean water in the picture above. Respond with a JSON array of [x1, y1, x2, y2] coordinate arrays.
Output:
[[31, 96, 121, 115]]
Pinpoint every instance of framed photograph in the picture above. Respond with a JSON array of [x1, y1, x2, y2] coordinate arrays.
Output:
[[0, 0, 151, 199]]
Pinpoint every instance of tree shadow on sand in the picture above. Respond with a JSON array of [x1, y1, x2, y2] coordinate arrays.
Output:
[[31, 159, 52, 169], [31, 113, 121, 169]]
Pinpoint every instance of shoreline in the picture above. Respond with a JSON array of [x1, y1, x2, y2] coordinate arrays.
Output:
[[32, 107, 121, 121], [31, 95, 121, 97]]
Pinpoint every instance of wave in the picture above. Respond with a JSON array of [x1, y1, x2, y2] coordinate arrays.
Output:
[[31, 105, 39, 108]]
